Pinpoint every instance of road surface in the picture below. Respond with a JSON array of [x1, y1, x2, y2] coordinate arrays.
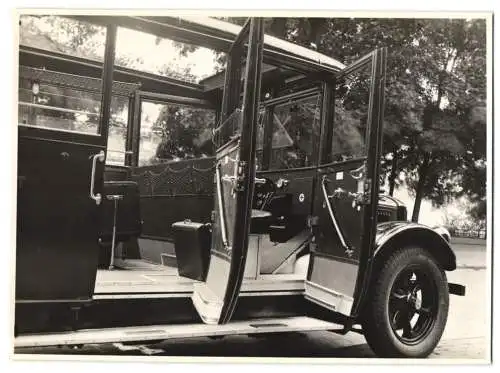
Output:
[[13, 240, 490, 361]]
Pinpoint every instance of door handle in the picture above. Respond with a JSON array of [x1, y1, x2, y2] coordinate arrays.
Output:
[[349, 163, 366, 180], [89, 150, 105, 205]]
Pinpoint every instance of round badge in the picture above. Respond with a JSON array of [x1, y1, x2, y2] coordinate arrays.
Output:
[[299, 193, 305, 203]]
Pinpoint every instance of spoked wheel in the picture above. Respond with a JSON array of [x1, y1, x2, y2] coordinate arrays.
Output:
[[362, 247, 449, 358]]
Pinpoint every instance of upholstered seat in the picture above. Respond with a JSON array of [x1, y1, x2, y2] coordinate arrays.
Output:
[[250, 209, 273, 234]]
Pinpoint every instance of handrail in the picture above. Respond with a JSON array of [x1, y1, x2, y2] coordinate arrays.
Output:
[[321, 175, 349, 250], [215, 162, 230, 249]]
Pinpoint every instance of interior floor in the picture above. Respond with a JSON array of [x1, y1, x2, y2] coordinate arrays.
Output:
[[94, 258, 307, 297], [95, 259, 195, 295]]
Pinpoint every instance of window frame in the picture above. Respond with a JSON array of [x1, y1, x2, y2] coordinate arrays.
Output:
[[131, 90, 217, 167], [258, 86, 323, 172]]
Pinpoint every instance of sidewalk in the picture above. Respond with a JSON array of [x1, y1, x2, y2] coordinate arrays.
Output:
[[450, 237, 487, 269]]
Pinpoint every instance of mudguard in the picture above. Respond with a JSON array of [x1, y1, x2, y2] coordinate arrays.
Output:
[[374, 221, 457, 271]]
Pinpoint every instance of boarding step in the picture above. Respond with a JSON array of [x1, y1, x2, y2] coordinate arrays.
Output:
[[14, 316, 338, 348]]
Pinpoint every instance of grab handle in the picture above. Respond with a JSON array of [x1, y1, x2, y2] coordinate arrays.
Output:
[[321, 175, 349, 250], [215, 163, 230, 249], [89, 150, 105, 206]]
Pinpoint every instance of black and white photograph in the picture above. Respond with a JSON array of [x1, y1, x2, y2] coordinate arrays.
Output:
[[4, 4, 494, 368]]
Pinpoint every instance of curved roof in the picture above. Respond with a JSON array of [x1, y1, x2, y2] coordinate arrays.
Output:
[[73, 15, 346, 75], [178, 17, 346, 72]]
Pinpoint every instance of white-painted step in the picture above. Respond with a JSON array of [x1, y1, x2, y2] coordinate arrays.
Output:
[[14, 316, 339, 348]]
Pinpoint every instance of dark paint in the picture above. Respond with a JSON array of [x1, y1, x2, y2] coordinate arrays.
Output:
[[313, 160, 366, 262], [16, 133, 104, 300], [15, 294, 312, 335], [374, 221, 457, 271]]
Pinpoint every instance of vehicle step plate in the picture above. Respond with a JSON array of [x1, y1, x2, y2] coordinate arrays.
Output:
[[14, 316, 337, 348]]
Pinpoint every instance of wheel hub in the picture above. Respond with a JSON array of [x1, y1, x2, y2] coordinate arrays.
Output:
[[407, 290, 422, 311], [388, 267, 438, 345]]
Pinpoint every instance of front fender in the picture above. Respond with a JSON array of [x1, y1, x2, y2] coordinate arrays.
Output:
[[374, 221, 457, 271]]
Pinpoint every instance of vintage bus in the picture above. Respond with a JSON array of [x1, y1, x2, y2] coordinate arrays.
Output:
[[14, 15, 465, 358]]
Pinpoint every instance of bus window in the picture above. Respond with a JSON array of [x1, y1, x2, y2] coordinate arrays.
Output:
[[18, 80, 102, 135], [138, 101, 216, 166], [269, 94, 321, 170], [19, 15, 106, 61], [115, 27, 218, 83], [18, 16, 110, 136]]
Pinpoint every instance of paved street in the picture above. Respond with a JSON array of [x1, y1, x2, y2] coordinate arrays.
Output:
[[14, 240, 489, 361]]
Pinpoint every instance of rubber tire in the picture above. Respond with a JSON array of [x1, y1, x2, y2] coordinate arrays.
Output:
[[361, 247, 449, 358]]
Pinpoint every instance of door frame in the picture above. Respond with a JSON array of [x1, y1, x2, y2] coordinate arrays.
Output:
[[192, 18, 265, 325], [306, 47, 388, 319]]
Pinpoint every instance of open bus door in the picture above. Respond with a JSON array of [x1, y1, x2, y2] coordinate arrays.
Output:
[[15, 23, 117, 330], [192, 18, 264, 324], [304, 48, 387, 319]]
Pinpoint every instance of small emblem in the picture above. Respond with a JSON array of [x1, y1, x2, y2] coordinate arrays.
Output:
[[298, 193, 305, 203], [335, 171, 343, 180]]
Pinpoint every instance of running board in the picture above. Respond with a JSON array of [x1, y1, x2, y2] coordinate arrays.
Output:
[[14, 316, 338, 348]]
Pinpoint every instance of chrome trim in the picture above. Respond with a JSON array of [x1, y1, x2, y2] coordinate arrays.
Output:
[[89, 150, 105, 205], [321, 175, 349, 250]]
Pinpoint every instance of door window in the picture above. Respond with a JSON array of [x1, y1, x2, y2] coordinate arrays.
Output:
[[267, 94, 321, 170], [331, 65, 372, 162], [18, 15, 111, 136], [18, 81, 102, 135]]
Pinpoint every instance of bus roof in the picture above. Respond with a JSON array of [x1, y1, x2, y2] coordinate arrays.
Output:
[[74, 16, 347, 75], [177, 17, 346, 72]]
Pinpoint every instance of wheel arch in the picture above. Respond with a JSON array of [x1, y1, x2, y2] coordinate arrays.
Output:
[[373, 222, 457, 272]]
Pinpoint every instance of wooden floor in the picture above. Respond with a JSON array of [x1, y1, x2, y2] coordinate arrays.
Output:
[[94, 259, 197, 295], [94, 259, 306, 297]]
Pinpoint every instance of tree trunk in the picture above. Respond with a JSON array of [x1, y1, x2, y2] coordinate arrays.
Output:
[[411, 153, 431, 222], [388, 147, 398, 196]]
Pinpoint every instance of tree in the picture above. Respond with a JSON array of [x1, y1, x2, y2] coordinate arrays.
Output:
[[151, 104, 215, 163], [210, 17, 487, 222], [386, 19, 487, 221]]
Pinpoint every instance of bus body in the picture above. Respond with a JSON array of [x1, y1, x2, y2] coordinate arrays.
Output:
[[14, 15, 465, 358]]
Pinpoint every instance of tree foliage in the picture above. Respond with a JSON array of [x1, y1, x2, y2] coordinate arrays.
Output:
[[215, 17, 487, 223]]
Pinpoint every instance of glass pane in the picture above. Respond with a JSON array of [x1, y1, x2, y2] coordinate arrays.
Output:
[[332, 63, 372, 162], [115, 27, 222, 83], [19, 15, 106, 61], [269, 94, 321, 170], [106, 96, 130, 165], [138, 101, 216, 166], [18, 79, 101, 134]]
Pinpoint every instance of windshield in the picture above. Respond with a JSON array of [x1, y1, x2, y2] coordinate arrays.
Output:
[[256, 93, 321, 169]]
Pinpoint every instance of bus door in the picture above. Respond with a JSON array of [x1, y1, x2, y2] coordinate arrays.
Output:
[[192, 18, 264, 324], [305, 48, 387, 318], [15, 23, 117, 305]]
